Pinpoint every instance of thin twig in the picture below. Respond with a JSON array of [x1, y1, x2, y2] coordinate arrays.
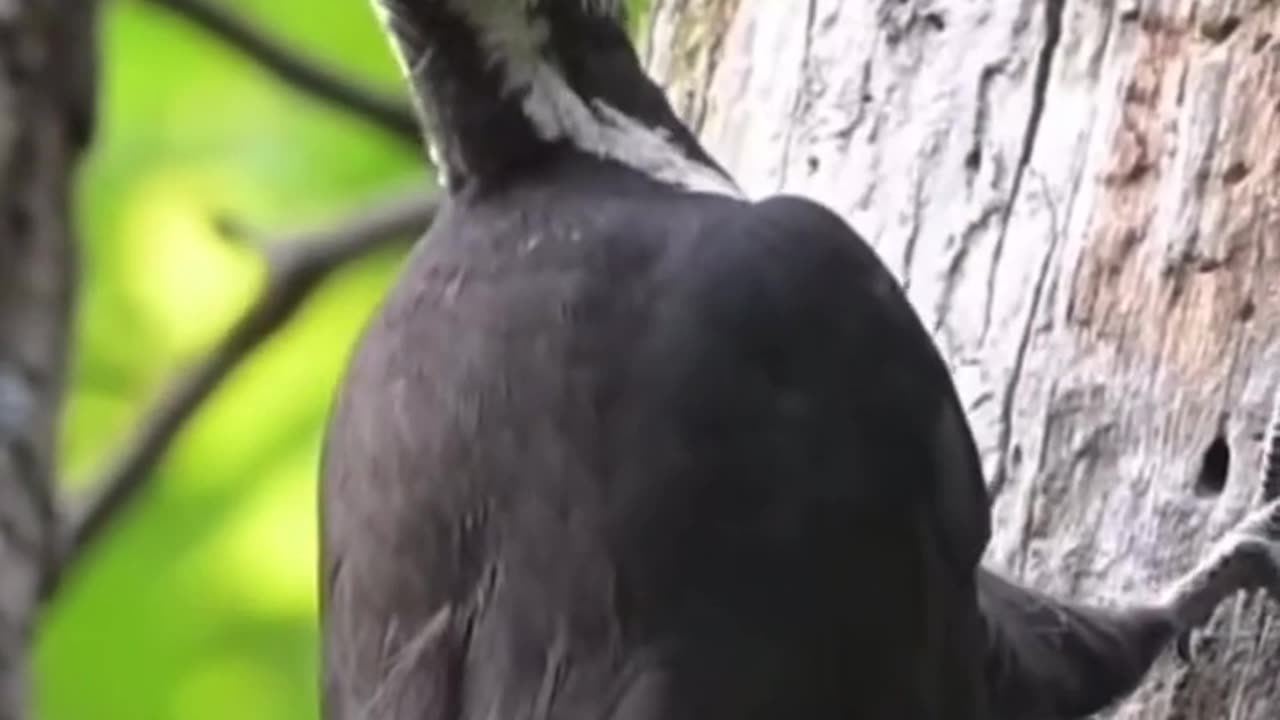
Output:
[[142, 0, 420, 143], [43, 190, 438, 599]]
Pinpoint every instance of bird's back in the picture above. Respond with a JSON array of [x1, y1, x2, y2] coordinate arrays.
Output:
[[321, 154, 988, 719]]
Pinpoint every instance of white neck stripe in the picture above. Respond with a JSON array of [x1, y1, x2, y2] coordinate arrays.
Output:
[[372, 0, 744, 198]]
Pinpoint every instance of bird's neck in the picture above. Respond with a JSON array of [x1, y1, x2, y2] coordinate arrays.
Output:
[[373, 1, 741, 196]]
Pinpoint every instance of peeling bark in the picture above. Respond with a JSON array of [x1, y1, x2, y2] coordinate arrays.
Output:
[[649, 0, 1280, 717], [0, 1, 97, 718]]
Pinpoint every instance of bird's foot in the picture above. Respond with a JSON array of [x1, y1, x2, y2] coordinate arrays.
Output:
[[1165, 498, 1280, 663]]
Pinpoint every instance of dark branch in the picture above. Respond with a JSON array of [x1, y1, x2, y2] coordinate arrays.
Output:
[[142, 0, 420, 144], [43, 190, 438, 599]]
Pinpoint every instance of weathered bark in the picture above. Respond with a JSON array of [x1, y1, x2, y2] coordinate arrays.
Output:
[[0, 1, 97, 718], [648, 0, 1280, 717]]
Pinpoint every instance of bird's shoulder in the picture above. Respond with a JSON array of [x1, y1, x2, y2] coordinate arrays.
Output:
[[661, 192, 992, 572], [658, 192, 938, 382]]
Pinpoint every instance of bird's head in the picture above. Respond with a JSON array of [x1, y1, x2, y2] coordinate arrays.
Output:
[[371, 0, 630, 74], [367, 0, 740, 195]]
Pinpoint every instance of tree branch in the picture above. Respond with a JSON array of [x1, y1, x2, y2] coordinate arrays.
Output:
[[142, 0, 420, 144], [42, 189, 438, 599]]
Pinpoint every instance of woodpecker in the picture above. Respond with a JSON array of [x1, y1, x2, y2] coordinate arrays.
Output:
[[319, 2, 1280, 718]]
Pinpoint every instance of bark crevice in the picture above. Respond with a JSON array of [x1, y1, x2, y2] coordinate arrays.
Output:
[[981, 0, 1069, 343]]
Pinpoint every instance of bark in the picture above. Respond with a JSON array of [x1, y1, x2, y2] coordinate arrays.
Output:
[[648, 0, 1280, 717], [0, 1, 97, 718]]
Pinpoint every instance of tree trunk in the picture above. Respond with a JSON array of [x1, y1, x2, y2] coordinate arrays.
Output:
[[0, 1, 97, 718], [648, 0, 1280, 717]]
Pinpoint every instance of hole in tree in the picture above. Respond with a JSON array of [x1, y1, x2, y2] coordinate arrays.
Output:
[[1195, 434, 1230, 496], [1239, 297, 1257, 322], [964, 147, 982, 172]]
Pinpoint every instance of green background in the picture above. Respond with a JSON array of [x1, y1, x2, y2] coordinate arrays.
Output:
[[37, 1, 649, 718]]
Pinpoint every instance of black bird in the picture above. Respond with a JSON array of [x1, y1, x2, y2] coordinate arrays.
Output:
[[319, 1, 1280, 718]]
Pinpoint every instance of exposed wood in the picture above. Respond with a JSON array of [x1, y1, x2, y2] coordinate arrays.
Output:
[[0, 0, 97, 717], [648, 0, 1280, 717]]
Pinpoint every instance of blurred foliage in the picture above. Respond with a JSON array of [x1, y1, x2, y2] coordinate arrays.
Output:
[[35, 1, 654, 719], [37, 1, 418, 719]]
